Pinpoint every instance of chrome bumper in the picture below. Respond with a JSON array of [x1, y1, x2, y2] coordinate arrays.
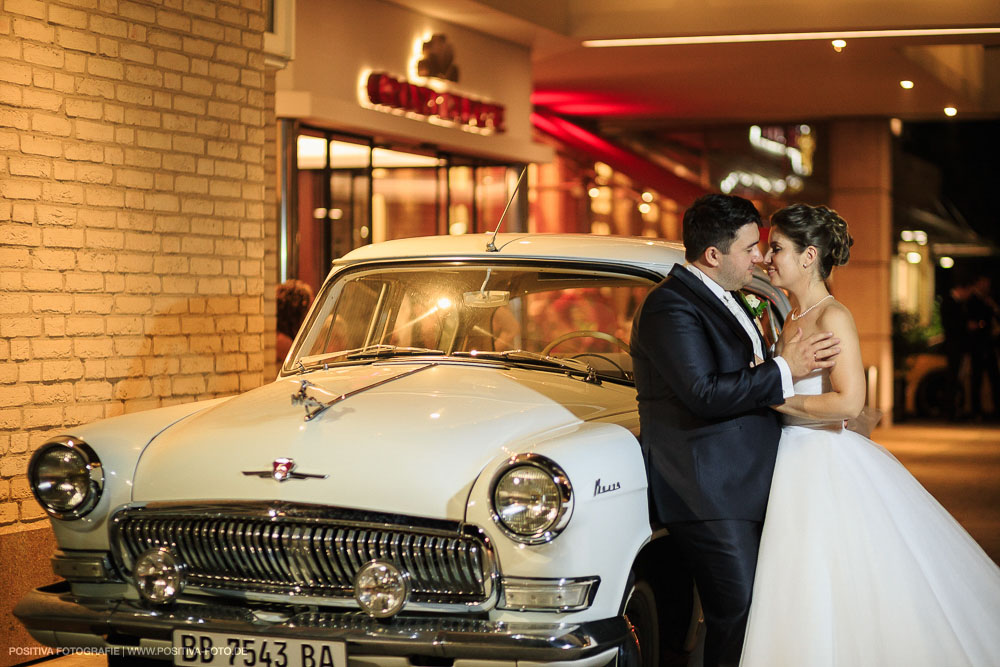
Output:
[[15, 583, 627, 665]]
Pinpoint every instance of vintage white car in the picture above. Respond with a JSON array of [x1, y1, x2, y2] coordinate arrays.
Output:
[[16, 234, 788, 667]]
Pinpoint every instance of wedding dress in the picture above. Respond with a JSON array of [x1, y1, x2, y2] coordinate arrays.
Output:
[[740, 369, 1000, 666]]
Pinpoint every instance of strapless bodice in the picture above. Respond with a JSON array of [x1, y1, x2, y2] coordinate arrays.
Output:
[[783, 369, 842, 429]]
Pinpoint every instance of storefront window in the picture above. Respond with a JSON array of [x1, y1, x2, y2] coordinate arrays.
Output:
[[285, 125, 525, 294]]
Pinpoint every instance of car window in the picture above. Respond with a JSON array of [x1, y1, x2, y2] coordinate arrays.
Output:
[[293, 264, 654, 379]]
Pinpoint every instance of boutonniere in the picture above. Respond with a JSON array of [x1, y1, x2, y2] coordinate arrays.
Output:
[[738, 291, 767, 319]]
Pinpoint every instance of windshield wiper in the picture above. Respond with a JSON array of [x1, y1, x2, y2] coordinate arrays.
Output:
[[295, 345, 444, 371], [452, 350, 601, 384], [345, 344, 444, 360]]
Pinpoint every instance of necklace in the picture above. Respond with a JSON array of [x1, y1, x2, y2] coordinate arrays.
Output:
[[790, 294, 833, 320]]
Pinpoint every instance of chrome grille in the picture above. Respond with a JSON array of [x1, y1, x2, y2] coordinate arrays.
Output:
[[111, 503, 495, 606]]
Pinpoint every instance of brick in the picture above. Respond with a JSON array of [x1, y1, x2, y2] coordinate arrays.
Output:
[[66, 316, 105, 336], [136, 129, 170, 150], [76, 163, 114, 184], [84, 186, 125, 207], [119, 1, 156, 23], [56, 27, 98, 53], [8, 157, 51, 177], [87, 56, 124, 79], [125, 64, 162, 86], [74, 294, 113, 313], [23, 406, 64, 428], [21, 135, 61, 157], [23, 43, 64, 67], [173, 135, 204, 154], [49, 4, 88, 28], [0, 62, 32, 86], [12, 17, 54, 42], [0, 293, 30, 313], [65, 142, 103, 161], [172, 375, 205, 395], [98, 37, 118, 58], [22, 88, 62, 111], [74, 338, 114, 358], [0, 386, 31, 408], [36, 204, 77, 226], [124, 108, 160, 127], [116, 168, 154, 189], [89, 15, 127, 38], [65, 99, 103, 119], [31, 338, 73, 358], [32, 112, 72, 136], [76, 381, 112, 402], [116, 84, 152, 105], [0, 180, 42, 199], [157, 50, 190, 72], [42, 228, 85, 248], [32, 248, 75, 271], [6, 0, 46, 20]]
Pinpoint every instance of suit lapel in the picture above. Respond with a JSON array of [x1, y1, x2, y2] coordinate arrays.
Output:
[[668, 266, 754, 355], [731, 290, 769, 355]]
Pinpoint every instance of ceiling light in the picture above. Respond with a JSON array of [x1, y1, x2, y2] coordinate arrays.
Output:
[[939, 256, 955, 269], [906, 252, 922, 264], [900, 230, 914, 242], [944, 106, 957, 117], [582, 27, 1000, 48], [831, 39, 846, 52], [899, 80, 914, 89]]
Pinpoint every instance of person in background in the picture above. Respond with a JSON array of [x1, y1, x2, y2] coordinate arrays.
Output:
[[940, 277, 973, 421], [276, 279, 314, 363], [966, 275, 1000, 420]]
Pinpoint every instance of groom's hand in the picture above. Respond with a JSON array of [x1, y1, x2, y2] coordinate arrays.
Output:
[[782, 328, 840, 378]]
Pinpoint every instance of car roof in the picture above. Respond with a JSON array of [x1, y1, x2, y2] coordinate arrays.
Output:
[[335, 233, 687, 275]]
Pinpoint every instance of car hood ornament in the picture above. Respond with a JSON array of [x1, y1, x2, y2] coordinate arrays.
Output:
[[242, 458, 327, 482], [290, 364, 439, 422]]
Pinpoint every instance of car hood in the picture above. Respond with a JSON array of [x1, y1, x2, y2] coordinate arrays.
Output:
[[132, 360, 636, 521]]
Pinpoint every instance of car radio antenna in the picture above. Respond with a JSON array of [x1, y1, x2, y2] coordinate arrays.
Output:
[[486, 166, 527, 252]]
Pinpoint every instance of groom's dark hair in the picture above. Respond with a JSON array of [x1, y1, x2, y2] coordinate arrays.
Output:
[[682, 194, 762, 262]]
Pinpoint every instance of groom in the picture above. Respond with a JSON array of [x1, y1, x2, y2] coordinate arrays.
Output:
[[630, 194, 839, 667]]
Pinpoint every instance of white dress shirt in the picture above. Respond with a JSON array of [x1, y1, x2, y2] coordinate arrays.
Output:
[[685, 264, 794, 398]]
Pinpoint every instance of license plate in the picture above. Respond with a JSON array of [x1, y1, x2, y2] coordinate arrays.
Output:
[[172, 630, 347, 667]]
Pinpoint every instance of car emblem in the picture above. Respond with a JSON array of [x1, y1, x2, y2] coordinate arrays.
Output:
[[242, 458, 328, 482]]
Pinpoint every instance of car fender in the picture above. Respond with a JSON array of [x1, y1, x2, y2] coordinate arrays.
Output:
[[44, 397, 231, 551], [466, 420, 651, 623]]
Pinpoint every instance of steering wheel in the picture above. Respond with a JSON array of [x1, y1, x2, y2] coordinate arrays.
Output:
[[541, 330, 631, 356]]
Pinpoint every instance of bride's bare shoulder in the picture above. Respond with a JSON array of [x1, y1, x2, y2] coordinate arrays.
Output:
[[815, 299, 858, 335]]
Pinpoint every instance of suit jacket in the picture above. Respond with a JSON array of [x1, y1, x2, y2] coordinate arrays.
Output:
[[630, 265, 784, 523]]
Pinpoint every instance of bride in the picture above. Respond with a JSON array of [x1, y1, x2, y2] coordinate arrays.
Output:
[[740, 204, 1000, 666]]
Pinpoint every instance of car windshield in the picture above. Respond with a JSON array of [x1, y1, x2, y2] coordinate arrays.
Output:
[[289, 263, 656, 381]]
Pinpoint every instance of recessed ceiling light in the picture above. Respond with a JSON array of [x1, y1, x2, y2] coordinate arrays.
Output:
[[831, 39, 847, 52], [944, 106, 958, 117], [899, 80, 914, 89]]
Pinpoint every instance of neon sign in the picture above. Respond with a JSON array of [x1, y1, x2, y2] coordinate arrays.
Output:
[[364, 71, 505, 134]]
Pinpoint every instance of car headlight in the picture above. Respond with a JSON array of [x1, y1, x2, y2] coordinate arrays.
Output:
[[490, 453, 573, 544], [29, 436, 103, 520]]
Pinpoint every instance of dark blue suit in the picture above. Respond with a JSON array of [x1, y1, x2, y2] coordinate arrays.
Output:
[[630, 265, 784, 667]]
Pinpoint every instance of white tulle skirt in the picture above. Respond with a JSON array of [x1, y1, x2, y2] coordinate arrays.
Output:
[[741, 424, 1000, 667]]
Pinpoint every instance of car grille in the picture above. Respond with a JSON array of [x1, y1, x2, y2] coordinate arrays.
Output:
[[111, 503, 496, 606]]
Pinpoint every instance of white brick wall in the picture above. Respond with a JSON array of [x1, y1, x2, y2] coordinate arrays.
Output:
[[0, 0, 272, 530]]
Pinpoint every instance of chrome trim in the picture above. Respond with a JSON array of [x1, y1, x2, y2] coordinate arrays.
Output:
[[28, 436, 103, 520], [16, 583, 629, 662], [489, 453, 574, 545], [499, 576, 601, 612], [50, 552, 118, 583], [109, 502, 498, 611]]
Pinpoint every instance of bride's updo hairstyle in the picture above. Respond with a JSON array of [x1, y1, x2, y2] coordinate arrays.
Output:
[[770, 204, 853, 279]]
